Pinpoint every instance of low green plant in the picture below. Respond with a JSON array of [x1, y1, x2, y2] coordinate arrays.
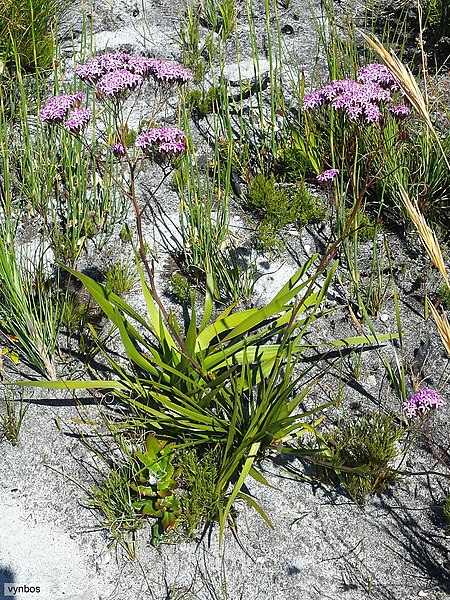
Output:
[[347, 209, 380, 243], [91, 466, 145, 554], [23, 253, 396, 540], [186, 86, 221, 117], [444, 494, 450, 528], [131, 434, 182, 544], [104, 261, 137, 297], [438, 281, 450, 310], [177, 1, 214, 82], [201, 0, 236, 40], [0, 226, 61, 379], [247, 174, 326, 237], [178, 446, 224, 534], [316, 411, 404, 505], [0, 389, 27, 445], [171, 272, 196, 305]]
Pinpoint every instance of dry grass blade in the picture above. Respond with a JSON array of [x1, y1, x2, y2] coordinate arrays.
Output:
[[429, 303, 450, 356], [361, 33, 431, 126], [362, 33, 450, 171], [398, 185, 449, 286]]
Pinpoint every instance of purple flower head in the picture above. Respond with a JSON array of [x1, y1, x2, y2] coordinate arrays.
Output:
[[97, 69, 143, 97], [302, 89, 325, 110], [364, 102, 382, 123], [64, 107, 91, 133], [149, 60, 193, 84], [317, 168, 339, 183], [75, 53, 129, 83], [137, 125, 187, 157], [303, 77, 390, 124], [127, 55, 158, 76], [110, 142, 126, 157], [40, 93, 84, 124], [403, 388, 445, 419], [389, 104, 411, 119], [357, 63, 399, 91]]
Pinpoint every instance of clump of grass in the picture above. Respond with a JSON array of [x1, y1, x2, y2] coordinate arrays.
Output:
[[438, 282, 450, 310], [186, 86, 221, 117], [347, 209, 381, 242], [104, 261, 137, 297], [200, 0, 236, 40], [0, 0, 64, 70], [177, 446, 224, 534], [91, 467, 145, 556], [444, 495, 450, 528], [0, 390, 28, 446], [317, 412, 404, 505]]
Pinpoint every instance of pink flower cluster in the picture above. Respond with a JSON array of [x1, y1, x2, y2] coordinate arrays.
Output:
[[40, 93, 91, 132], [40, 93, 84, 124], [110, 142, 126, 157], [403, 388, 445, 419], [303, 64, 407, 124], [317, 168, 339, 182], [136, 126, 187, 156], [63, 108, 92, 133], [75, 52, 193, 97]]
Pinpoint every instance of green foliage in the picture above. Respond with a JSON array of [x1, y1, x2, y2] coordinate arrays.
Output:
[[23, 257, 396, 539], [0, 390, 27, 446], [177, 446, 224, 534], [177, 1, 214, 83], [247, 174, 326, 243], [276, 145, 310, 181], [131, 434, 182, 544], [200, 0, 236, 40], [0, 226, 61, 379], [444, 494, 450, 528], [119, 226, 133, 244], [104, 261, 137, 297], [0, 0, 64, 70], [91, 467, 145, 554], [171, 272, 196, 305], [186, 86, 221, 117], [347, 209, 380, 243], [438, 281, 450, 310], [317, 412, 404, 505]]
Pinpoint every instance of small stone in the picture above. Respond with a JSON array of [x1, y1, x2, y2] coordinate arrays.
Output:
[[366, 375, 377, 388], [379, 313, 389, 323]]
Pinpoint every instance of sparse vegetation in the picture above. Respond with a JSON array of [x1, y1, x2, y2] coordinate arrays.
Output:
[[0, 0, 449, 594]]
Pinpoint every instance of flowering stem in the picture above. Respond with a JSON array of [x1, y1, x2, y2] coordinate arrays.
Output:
[[127, 162, 203, 373]]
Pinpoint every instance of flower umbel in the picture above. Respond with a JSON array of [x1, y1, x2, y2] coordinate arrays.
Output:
[[317, 168, 339, 183], [110, 142, 126, 157], [64, 108, 92, 133], [403, 388, 445, 419], [302, 63, 403, 124], [97, 69, 143, 97], [40, 93, 84, 124], [137, 126, 187, 157]]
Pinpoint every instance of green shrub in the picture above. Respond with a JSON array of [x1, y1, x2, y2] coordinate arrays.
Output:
[[247, 173, 326, 235], [317, 412, 404, 505], [171, 271, 196, 305], [104, 261, 137, 297]]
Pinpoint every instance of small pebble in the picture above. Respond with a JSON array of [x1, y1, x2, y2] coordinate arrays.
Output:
[[379, 313, 389, 323]]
